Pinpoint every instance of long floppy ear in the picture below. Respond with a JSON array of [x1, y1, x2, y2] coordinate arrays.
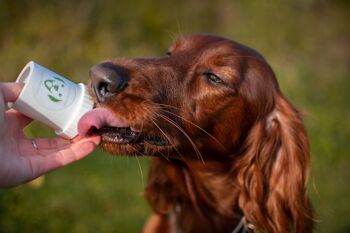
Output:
[[235, 95, 314, 233]]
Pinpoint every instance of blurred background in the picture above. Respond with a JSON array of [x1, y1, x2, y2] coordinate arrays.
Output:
[[0, 0, 349, 232]]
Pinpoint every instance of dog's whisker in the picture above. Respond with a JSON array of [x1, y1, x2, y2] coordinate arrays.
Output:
[[159, 109, 226, 151], [134, 153, 145, 188], [153, 103, 226, 151], [157, 113, 205, 164], [150, 118, 182, 161], [148, 103, 205, 162], [139, 108, 176, 158], [156, 149, 171, 161], [153, 103, 182, 111]]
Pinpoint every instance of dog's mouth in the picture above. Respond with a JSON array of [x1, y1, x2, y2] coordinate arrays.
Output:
[[93, 127, 142, 144], [92, 127, 168, 146], [78, 108, 168, 147]]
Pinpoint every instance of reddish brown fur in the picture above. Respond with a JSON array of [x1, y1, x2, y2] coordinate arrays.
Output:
[[93, 34, 314, 233]]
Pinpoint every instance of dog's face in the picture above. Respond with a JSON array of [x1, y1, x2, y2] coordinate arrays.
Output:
[[79, 34, 278, 159]]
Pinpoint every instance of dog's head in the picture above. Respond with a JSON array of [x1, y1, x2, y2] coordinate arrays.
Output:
[[79, 34, 279, 159]]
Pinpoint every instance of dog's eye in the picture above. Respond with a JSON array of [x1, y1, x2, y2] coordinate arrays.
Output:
[[166, 51, 172, 56], [203, 71, 223, 85]]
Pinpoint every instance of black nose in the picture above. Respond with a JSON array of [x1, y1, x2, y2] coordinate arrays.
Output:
[[90, 62, 129, 102]]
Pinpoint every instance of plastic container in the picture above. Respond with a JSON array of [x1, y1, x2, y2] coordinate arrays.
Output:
[[9, 61, 93, 139]]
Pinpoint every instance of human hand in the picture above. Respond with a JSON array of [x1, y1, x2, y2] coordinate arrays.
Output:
[[0, 82, 100, 188]]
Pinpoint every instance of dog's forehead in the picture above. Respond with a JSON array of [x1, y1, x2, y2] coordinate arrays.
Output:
[[169, 35, 225, 51], [169, 35, 249, 57]]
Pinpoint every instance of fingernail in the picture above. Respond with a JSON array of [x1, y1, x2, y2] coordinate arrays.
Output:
[[81, 135, 101, 145], [72, 135, 82, 143], [81, 141, 96, 153]]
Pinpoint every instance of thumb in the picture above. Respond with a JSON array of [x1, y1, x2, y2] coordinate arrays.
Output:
[[0, 82, 24, 103]]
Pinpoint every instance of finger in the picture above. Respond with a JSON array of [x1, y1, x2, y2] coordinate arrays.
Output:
[[6, 109, 33, 127], [71, 135, 83, 143], [71, 134, 100, 143], [34, 136, 100, 174], [35, 135, 101, 151], [31, 137, 71, 150], [0, 82, 24, 102], [22, 135, 101, 156]]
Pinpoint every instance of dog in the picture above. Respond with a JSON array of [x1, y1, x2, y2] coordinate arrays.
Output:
[[78, 34, 314, 233]]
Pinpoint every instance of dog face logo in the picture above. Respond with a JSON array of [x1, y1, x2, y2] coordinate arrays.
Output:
[[36, 75, 76, 110], [44, 77, 66, 103]]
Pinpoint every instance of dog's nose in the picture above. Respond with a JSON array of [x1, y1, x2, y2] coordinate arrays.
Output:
[[90, 62, 129, 102]]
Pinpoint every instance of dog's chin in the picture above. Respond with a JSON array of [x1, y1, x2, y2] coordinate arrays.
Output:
[[98, 141, 143, 156], [99, 139, 173, 157]]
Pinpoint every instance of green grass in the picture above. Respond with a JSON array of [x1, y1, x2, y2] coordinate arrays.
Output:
[[0, 0, 349, 232]]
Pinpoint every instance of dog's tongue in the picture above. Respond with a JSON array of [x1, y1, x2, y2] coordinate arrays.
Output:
[[78, 108, 128, 136]]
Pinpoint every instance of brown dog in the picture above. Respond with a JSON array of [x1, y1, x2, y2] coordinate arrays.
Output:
[[79, 34, 314, 233]]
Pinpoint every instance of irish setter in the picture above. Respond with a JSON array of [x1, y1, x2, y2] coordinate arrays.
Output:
[[79, 34, 314, 233]]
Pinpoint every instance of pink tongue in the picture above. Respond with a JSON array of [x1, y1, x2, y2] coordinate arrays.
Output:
[[78, 108, 128, 136]]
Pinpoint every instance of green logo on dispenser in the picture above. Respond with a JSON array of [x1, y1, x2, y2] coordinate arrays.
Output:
[[44, 77, 66, 103]]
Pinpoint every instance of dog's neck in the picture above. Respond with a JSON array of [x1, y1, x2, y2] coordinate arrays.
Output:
[[145, 157, 243, 233]]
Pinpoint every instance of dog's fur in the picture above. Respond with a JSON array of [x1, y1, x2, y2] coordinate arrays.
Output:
[[91, 34, 313, 233]]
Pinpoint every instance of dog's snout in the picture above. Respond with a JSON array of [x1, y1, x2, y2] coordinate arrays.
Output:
[[90, 63, 129, 102]]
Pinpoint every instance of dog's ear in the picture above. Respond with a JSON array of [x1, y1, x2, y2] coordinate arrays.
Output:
[[234, 95, 314, 233]]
